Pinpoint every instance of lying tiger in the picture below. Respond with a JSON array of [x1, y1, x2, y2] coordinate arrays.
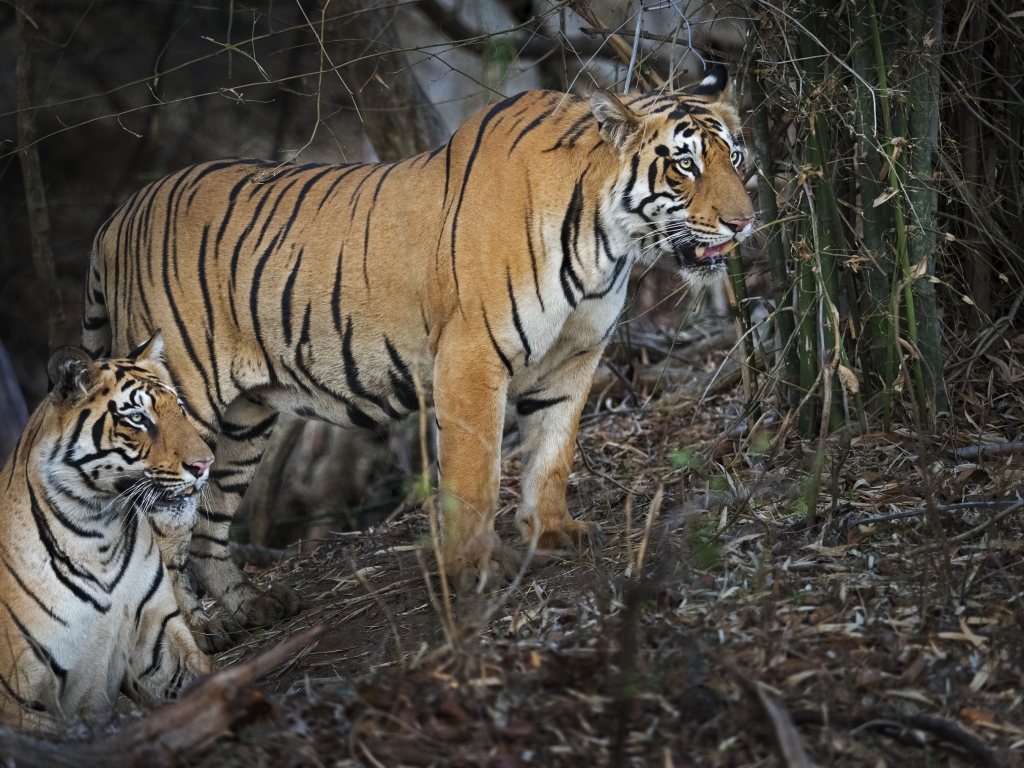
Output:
[[81, 66, 755, 643], [0, 335, 212, 729]]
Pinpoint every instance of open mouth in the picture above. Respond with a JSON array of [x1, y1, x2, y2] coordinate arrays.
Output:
[[673, 240, 738, 269], [154, 484, 198, 505]]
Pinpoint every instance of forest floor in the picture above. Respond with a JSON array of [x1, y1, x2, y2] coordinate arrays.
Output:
[[173, 329, 1024, 768]]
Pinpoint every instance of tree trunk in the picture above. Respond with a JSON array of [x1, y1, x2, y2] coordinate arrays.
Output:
[[15, 0, 66, 354], [0, 339, 28, 464], [330, 0, 449, 160]]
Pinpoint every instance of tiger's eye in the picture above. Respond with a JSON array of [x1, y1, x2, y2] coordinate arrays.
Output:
[[731, 150, 743, 166], [126, 412, 145, 426], [678, 157, 693, 171]]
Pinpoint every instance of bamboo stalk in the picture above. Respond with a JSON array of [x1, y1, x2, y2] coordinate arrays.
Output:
[[868, 0, 928, 428], [904, 0, 947, 420], [750, 70, 799, 405], [850, 0, 894, 424], [797, 195, 819, 439], [797, 8, 844, 432]]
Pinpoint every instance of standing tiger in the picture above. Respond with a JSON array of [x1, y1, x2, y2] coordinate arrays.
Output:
[[81, 66, 755, 645], [0, 335, 212, 730]]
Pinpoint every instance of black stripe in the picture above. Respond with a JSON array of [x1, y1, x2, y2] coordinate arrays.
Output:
[[342, 318, 401, 419], [516, 395, 569, 416], [523, 181, 545, 311], [221, 413, 278, 442], [4, 602, 68, 684], [135, 561, 164, 625], [383, 337, 418, 411], [27, 484, 109, 613], [482, 307, 514, 376], [142, 608, 180, 676], [506, 267, 531, 365], [316, 165, 365, 212], [281, 248, 304, 346], [508, 108, 555, 155], [559, 177, 586, 308], [450, 93, 530, 295], [0, 555, 67, 626], [196, 224, 224, 408]]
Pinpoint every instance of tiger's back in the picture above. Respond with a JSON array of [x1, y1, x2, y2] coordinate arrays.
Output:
[[0, 338, 212, 729]]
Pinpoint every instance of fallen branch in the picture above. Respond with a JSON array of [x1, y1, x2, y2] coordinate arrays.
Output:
[[0, 627, 322, 768], [907, 500, 1024, 556], [855, 500, 1019, 527], [793, 710, 1001, 768], [949, 442, 1024, 461]]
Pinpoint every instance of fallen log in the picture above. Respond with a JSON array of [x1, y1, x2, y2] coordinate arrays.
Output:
[[0, 627, 322, 767]]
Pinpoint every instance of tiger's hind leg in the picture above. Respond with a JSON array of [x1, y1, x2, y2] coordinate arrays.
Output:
[[189, 397, 302, 634]]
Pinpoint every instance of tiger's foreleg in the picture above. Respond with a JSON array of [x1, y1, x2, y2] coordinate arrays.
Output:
[[149, 521, 240, 654], [189, 398, 302, 633], [125, 569, 212, 704], [433, 324, 512, 590], [515, 348, 604, 549]]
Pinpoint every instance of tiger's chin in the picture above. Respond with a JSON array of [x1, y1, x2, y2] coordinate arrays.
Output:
[[150, 487, 200, 528], [673, 239, 734, 287]]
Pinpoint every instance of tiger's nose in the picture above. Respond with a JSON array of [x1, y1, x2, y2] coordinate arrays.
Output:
[[186, 457, 214, 478], [726, 217, 754, 233]]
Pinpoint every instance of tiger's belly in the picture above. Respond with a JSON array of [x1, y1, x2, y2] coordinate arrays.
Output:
[[258, 276, 626, 426]]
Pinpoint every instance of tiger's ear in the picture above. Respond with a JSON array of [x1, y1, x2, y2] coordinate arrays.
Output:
[[692, 64, 730, 103], [591, 91, 642, 151], [127, 331, 164, 364], [47, 347, 96, 404]]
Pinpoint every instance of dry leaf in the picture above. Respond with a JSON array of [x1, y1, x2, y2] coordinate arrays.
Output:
[[960, 707, 995, 724], [910, 256, 928, 280], [872, 187, 898, 207], [838, 364, 860, 393]]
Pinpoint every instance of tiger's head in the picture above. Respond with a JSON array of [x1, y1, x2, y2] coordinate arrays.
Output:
[[592, 65, 755, 284], [44, 332, 213, 528]]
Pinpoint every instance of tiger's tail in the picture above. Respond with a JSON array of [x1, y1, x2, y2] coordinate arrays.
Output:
[[81, 250, 111, 359]]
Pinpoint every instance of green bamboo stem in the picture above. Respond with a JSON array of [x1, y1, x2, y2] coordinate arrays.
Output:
[[850, 0, 894, 424], [750, 70, 799, 406], [867, 0, 928, 428], [798, 194, 819, 439], [905, 0, 946, 421], [798, 11, 844, 433]]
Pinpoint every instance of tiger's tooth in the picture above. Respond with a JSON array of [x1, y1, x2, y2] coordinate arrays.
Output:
[[696, 246, 706, 258]]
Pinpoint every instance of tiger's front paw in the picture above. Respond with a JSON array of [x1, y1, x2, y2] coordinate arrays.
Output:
[[452, 544, 525, 594], [235, 584, 303, 627], [192, 616, 246, 654], [534, 518, 603, 552]]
